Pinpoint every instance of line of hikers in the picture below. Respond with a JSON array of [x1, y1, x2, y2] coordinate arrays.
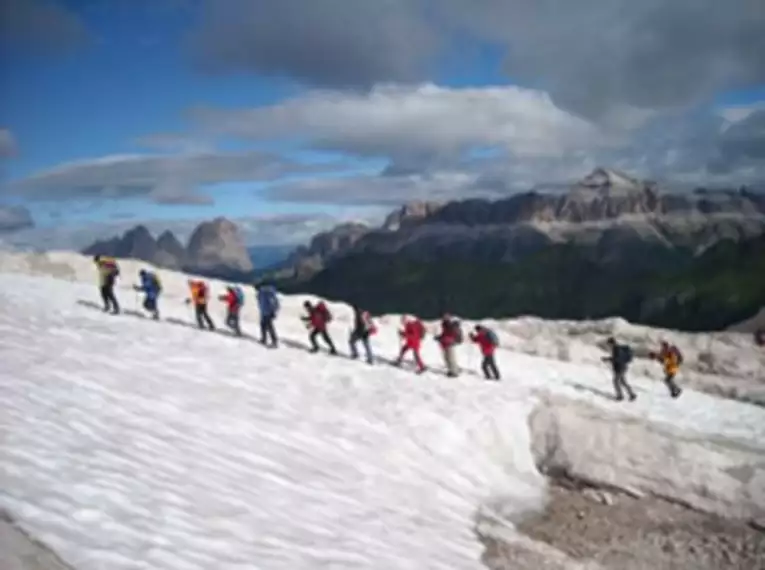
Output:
[[93, 255, 502, 379], [94, 255, 685, 392]]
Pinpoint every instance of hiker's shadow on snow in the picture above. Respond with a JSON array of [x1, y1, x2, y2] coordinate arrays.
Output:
[[164, 317, 201, 330], [76, 299, 146, 319], [76, 299, 105, 311], [569, 382, 620, 401]]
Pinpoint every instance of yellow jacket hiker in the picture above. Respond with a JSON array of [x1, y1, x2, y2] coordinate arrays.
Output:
[[651, 341, 684, 399], [92, 255, 120, 314]]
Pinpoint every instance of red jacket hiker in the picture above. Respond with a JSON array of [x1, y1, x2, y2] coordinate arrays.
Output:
[[303, 301, 331, 331], [401, 318, 425, 349], [470, 325, 501, 380], [470, 329, 496, 356], [396, 316, 426, 373], [219, 288, 240, 311]]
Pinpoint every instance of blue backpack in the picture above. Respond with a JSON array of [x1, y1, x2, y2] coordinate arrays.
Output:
[[232, 286, 245, 306], [485, 328, 499, 346]]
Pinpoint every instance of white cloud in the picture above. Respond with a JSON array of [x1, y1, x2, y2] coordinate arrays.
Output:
[[192, 83, 608, 164]]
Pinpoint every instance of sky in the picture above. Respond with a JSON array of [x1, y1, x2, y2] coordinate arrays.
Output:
[[0, 0, 764, 250]]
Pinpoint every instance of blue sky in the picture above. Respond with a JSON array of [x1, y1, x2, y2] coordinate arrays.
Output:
[[1, 0, 763, 247]]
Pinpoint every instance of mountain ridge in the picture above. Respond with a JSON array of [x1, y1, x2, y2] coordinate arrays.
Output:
[[278, 168, 765, 279], [82, 216, 254, 279]]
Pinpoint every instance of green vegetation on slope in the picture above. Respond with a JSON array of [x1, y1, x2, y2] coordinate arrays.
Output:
[[277, 233, 765, 332], [631, 233, 765, 330]]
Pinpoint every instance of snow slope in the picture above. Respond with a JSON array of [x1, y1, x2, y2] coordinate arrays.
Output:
[[2, 250, 762, 405], [1, 251, 765, 569]]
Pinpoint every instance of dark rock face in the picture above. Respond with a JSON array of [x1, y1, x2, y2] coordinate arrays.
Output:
[[284, 222, 370, 279]]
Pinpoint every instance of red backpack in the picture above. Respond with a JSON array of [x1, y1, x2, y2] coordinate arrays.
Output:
[[317, 302, 332, 322]]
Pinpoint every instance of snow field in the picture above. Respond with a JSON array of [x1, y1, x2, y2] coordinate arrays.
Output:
[[1, 250, 762, 404], [1, 274, 547, 570], [1, 252, 765, 569]]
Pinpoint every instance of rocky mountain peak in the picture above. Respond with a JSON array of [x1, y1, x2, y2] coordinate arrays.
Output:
[[186, 217, 253, 273], [383, 201, 445, 230], [573, 168, 647, 197]]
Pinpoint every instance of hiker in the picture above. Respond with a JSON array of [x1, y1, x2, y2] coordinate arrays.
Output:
[[470, 325, 500, 380], [349, 305, 376, 364], [436, 312, 463, 377], [301, 300, 336, 354], [133, 269, 161, 320], [650, 340, 683, 398], [219, 285, 245, 336], [602, 337, 637, 401], [93, 255, 120, 314], [186, 279, 215, 330], [395, 315, 426, 374], [256, 282, 280, 348]]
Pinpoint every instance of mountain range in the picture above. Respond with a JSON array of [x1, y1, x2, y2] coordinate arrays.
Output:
[[272, 168, 765, 331], [82, 217, 255, 280], [81, 168, 765, 331]]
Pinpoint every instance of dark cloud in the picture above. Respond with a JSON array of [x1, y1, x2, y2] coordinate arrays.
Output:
[[0, 204, 34, 232], [0, 0, 89, 56], [442, 0, 765, 120], [1, 151, 349, 204], [187, 0, 765, 120], [710, 110, 765, 174], [187, 0, 440, 89]]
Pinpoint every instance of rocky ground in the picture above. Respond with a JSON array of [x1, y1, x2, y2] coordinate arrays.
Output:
[[482, 479, 765, 570]]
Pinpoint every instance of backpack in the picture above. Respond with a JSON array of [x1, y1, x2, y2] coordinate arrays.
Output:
[[151, 273, 162, 293], [672, 345, 683, 365], [232, 286, 245, 306], [452, 320, 464, 344], [618, 345, 633, 365], [102, 257, 119, 277], [317, 302, 332, 322], [485, 328, 499, 346]]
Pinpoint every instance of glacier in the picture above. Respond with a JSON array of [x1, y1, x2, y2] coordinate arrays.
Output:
[[1, 251, 764, 570]]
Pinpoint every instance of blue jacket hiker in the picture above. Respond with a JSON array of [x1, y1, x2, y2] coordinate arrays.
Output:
[[256, 283, 279, 347], [134, 269, 161, 319]]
